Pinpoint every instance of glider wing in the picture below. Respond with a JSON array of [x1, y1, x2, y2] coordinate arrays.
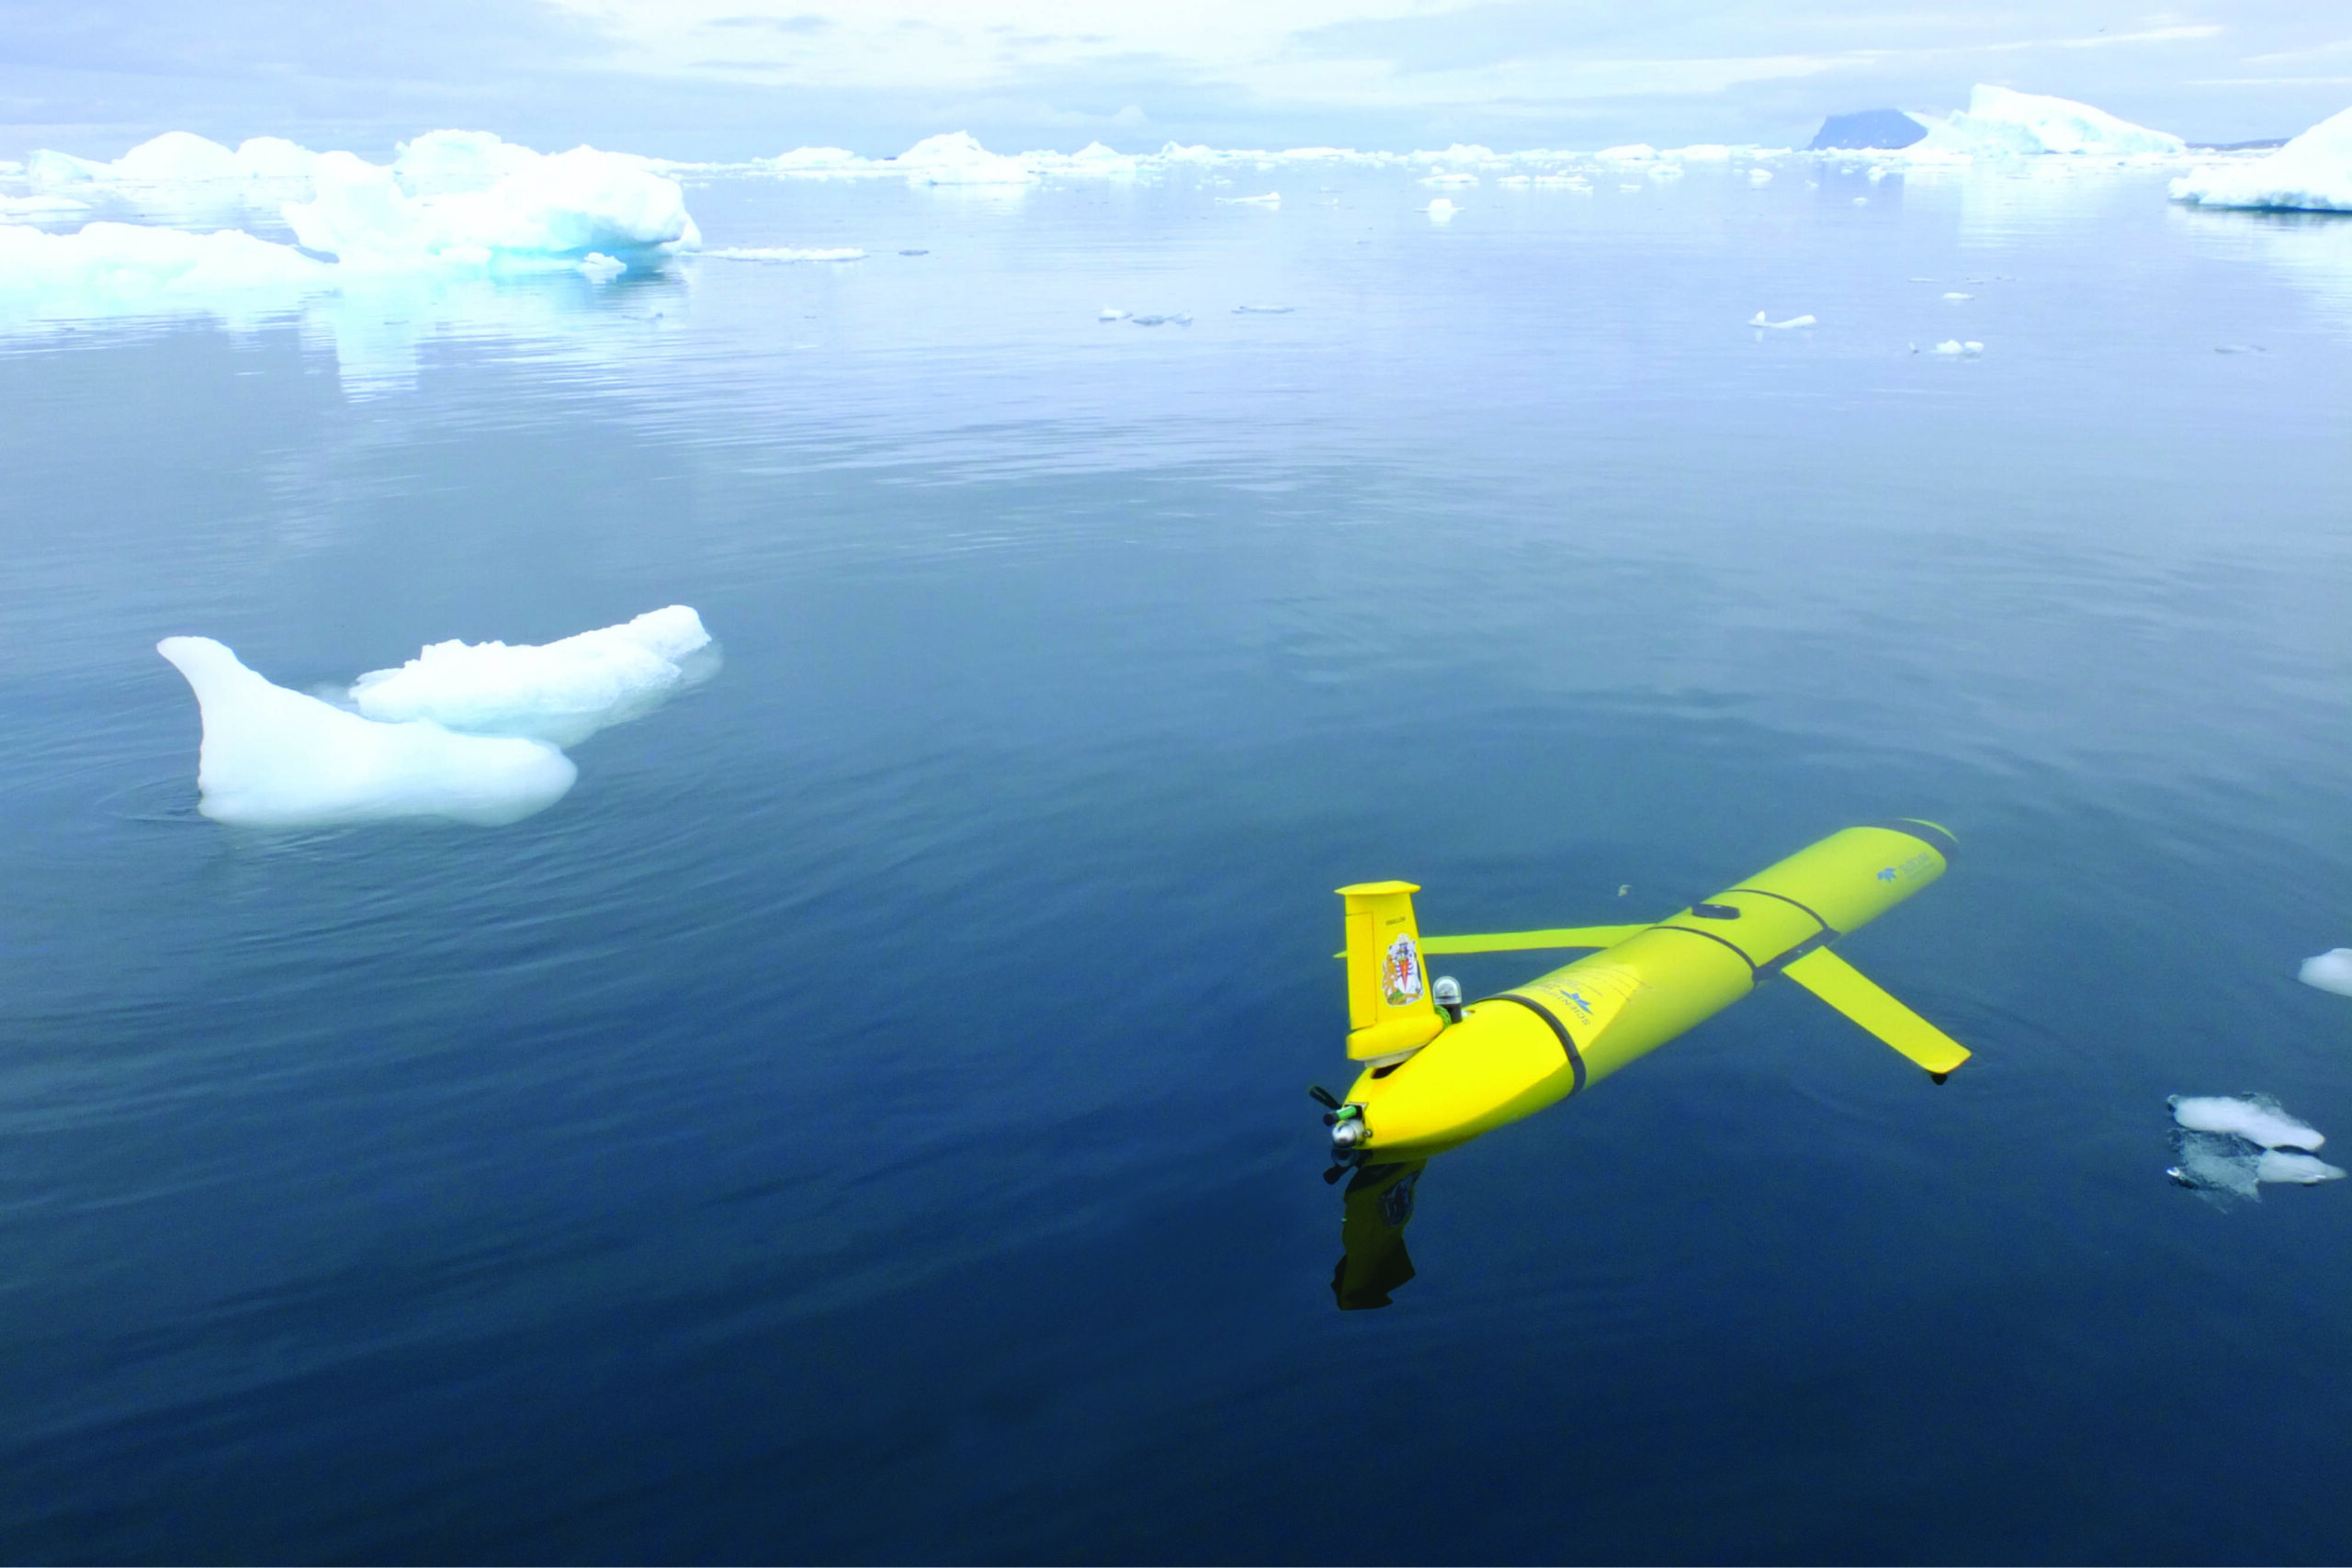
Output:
[[1781, 948, 1971, 1077]]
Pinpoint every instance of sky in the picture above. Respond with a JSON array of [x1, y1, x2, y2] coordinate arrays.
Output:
[[3, 0, 2347, 162]]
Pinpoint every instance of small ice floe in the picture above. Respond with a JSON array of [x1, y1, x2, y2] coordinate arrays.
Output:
[[899, 248, 928, 256], [1941, 291, 1973, 301], [2214, 344, 2267, 355], [1419, 173, 1477, 187], [1619, 183, 1643, 193], [157, 637, 577, 828], [1931, 339, 1984, 355], [1216, 192, 1281, 207], [1750, 312, 1816, 329], [1099, 308, 1128, 321], [1127, 312, 1192, 326], [701, 246, 865, 262], [577, 253, 627, 283], [1852, 196, 1870, 206], [2166, 1094, 2344, 1202], [1425, 198, 1459, 220], [1233, 304, 1294, 313], [1747, 168, 1773, 186], [349, 606, 716, 747], [2171, 1094, 2325, 1150], [2300, 948, 2352, 996]]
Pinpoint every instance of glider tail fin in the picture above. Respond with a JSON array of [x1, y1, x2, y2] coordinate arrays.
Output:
[[1781, 948, 1971, 1079], [1337, 882, 1447, 1062]]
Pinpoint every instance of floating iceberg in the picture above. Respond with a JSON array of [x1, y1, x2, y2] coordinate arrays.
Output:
[[894, 132, 1036, 186], [27, 131, 319, 186], [2260, 1150, 2347, 1184], [2172, 106, 2352, 213], [2301, 948, 2352, 996], [1810, 110, 1928, 152], [1906, 85, 2185, 160], [1216, 192, 1282, 206], [0, 221, 334, 310], [1750, 312, 1815, 329], [1931, 339, 1984, 355], [2171, 1094, 2325, 1150], [349, 606, 713, 748], [1233, 304, 1293, 313], [284, 138, 698, 270], [1425, 198, 1459, 221], [157, 637, 577, 828]]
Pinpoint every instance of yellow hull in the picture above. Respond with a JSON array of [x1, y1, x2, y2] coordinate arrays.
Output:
[[1339, 821, 1957, 1158]]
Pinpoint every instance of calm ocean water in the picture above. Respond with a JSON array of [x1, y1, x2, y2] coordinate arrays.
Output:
[[5, 160, 2352, 1562]]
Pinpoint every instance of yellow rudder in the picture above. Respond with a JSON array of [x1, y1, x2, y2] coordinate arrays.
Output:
[[1337, 881, 1447, 1063]]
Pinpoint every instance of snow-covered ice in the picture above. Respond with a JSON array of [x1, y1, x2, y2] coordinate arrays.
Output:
[[2300, 948, 2352, 996], [1942, 291, 1973, 300], [2173, 106, 2352, 213], [1099, 309, 1129, 321], [1234, 304, 1294, 313], [157, 637, 577, 828], [1216, 192, 1281, 206], [349, 606, 715, 748], [1747, 169, 1773, 186], [893, 131, 1037, 186], [284, 137, 699, 270], [2170, 1095, 2325, 1151], [1425, 198, 1459, 220], [1932, 339, 1984, 355], [0, 221, 335, 307], [28, 131, 319, 186], [1905, 85, 2185, 160], [1750, 312, 1815, 329], [702, 246, 865, 262]]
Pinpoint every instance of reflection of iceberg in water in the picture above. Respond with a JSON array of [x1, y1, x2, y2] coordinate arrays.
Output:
[[2172, 206, 2352, 337], [1333, 1160, 1426, 1310]]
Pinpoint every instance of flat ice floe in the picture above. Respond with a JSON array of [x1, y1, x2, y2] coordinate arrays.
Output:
[[2172, 106, 2352, 213], [349, 606, 715, 747], [2166, 1094, 2344, 1201], [0, 221, 334, 309], [1750, 312, 1815, 329], [157, 637, 577, 828], [2300, 948, 2352, 996]]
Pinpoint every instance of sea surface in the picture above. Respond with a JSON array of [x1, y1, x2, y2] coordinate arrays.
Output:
[[5, 158, 2352, 1563]]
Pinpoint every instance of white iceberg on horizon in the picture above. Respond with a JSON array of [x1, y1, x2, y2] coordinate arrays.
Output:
[[157, 636, 577, 828], [349, 605, 714, 747], [894, 131, 1036, 186], [2172, 105, 2352, 212], [1904, 85, 2185, 160], [28, 130, 320, 186]]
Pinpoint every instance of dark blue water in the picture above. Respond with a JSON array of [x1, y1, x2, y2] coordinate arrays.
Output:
[[5, 162, 2352, 1562]]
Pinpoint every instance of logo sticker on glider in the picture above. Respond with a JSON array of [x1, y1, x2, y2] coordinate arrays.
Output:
[[1383, 932, 1424, 1007]]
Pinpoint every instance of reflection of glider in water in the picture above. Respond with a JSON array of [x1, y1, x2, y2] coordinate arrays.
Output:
[[1322, 820, 1973, 1307], [1319, 819, 1969, 1167]]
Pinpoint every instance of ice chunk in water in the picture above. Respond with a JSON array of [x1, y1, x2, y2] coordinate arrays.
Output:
[[2258, 1150, 2346, 1185], [1425, 198, 1459, 220], [157, 637, 576, 828], [2173, 106, 2352, 213], [1216, 192, 1282, 206], [1932, 339, 1984, 355], [2298, 948, 2352, 996], [2172, 1095, 2325, 1150], [1750, 312, 1816, 329], [1233, 304, 1294, 313], [349, 606, 713, 747]]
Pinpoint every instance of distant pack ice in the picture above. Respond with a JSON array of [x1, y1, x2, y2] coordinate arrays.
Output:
[[157, 637, 577, 828], [2172, 106, 2352, 213], [350, 606, 715, 747]]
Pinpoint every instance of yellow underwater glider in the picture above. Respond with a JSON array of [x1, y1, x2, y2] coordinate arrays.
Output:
[[1315, 820, 1972, 1177]]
